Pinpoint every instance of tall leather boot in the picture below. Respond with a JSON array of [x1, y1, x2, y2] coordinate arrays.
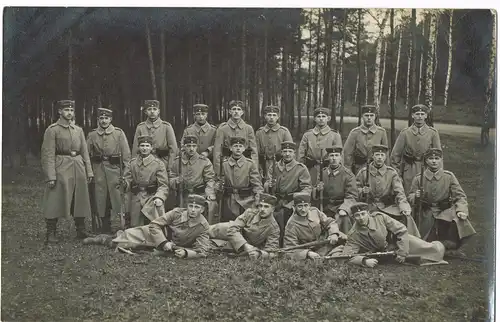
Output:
[[74, 217, 90, 239], [45, 219, 59, 244]]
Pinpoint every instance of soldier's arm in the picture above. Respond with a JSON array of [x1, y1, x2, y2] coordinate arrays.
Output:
[[334, 131, 343, 146], [131, 126, 141, 156], [340, 240, 366, 266], [154, 161, 170, 201], [180, 128, 188, 147], [119, 130, 132, 164], [212, 128, 224, 175], [355, 169, 366, 195], [86, 133, 94, 157], [255, 130, 263, 155], [165, 124, 178, 170], [247, 126, 259, 165], [342, 130, 356, 169], [167, 158, 179, 189], [432, 130, 442, 150], [339, 172, 359, 213], [203, 160, 216, 197], [79, 129, 94, 177], [407, 175, 420, 205], [227, 211, 251, 251], [297, 133, 308, 163], [283, 127, 293, 142], [122, 161, 133, 191], [392, 171, 411, 212], [249, 161, 264, 194], [390, 132, 405, 172], [206, 127, 217, 155], [449, 172, 469, 215], [319, 210, 340, 237], [298, 166, 313, 194], [283, 223, 310, 260], [262, 223, 281, 253], [148, 210, 176, 248], [383, 214, 409, 257], [41, 127, 57, 181], [381, 129, 389, 165], [185, 229, 212, 258]]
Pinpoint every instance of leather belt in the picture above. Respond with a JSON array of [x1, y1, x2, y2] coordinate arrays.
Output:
[[57, 151, 80, 157]]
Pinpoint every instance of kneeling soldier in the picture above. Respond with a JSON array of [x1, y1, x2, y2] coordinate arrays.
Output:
[[121, 135, 169, 227], [284, 193, 343, 260], [408, 148, 476, 251], [83, 194, 211, 259], [315, 145, 358, 234]]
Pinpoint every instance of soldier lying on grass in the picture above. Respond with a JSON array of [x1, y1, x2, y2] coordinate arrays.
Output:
[[83, 194, 211, 259]]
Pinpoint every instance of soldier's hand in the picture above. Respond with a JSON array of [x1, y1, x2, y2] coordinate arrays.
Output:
[[415, 189, 421, 198], [214, 181, 223, 192], [362, 186, 371, 194], [328, 234, 339, 245], [154, 198, 164, 207], [206, 194, 217, 201], [47, 180, 56, 189], [87, 176, 94, 183], [163, 242, 175, 252], [268, 252, 277, 259], [307, 251, 321, 260], [395, 255, 406, 263], [243, 243, 257, 253], [338, 210, 348, 217], [264, 180, 274, 190], [174, 248, 188, 258], [364, 258, 378, 268], [316, 181, 324, 192], [457, 211, 468, 220], [401, 210, 411, 217], [248, 250, 261, 260]]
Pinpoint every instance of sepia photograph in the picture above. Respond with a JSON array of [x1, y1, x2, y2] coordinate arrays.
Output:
[[1, 6, 496, 321]]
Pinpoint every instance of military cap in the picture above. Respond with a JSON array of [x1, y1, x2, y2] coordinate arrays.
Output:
[[281, 141, 297, 151], [313, 107, 330, 117], [183, 135, 198, 145], [293, 192, 311, 205], [325, 145, 343, 154], [187, 194, 207, 207], [142, 100, 160, 109], [230, 137, 246, 146], [263, 105, 280, 114], [424, 148, 443, 159], [351, 202, 369, 214], [362, 105, 378, 114], [56, 100, 75, 109], [193, 104, 209, 113], [97, 108, 113, 117], [259, 193, 278, 206], [137, 135, 153, 145], [371, 145, 389, 154], [411, 104, 430, 114], [229, 100, 245, 109]]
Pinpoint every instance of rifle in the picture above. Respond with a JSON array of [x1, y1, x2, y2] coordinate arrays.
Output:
[[268, 147, 277, 195], [88, 170, 101, 233], [217, 143, 225, 218], [324, 250, 422, 265], [117, 153, 126, 230], [177, 147, 184, 207], [318, 149, 324, 211], [363, 157, 371, 203], [277, 239, 330, 253], [414, 162, 425, 230]]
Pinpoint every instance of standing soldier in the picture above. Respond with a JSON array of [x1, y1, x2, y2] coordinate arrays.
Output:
[[41, 100, 94, 243], [217, 137, 263, 222], [390, 104, 441, 192], [356, 145, 420, 236], [298, 107, 342, 185], [343, 105, 388, 175], [132, 100, 178, 172], [315, 146, 358, 234], [87, 107, 131, 233], [213, 100, 258, 175], [255, 105, 293, 178], [265, 141, 312, 247], [170, 136, 218, 223], [121, 135, 169, 227], [181, 104, 217, 159]]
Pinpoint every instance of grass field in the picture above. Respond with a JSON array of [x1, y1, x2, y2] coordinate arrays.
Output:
[[1, 125, 494, 321]]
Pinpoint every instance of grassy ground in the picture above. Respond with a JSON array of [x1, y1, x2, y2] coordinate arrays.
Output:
[[1, 126, 494, 321]]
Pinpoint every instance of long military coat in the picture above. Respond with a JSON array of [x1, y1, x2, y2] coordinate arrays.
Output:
[[181, 122, 217, 156], [87, 124, 131, 218], [274, 159, 312, 209], [343, 124, 388, 175], [255, 123, 293, 175], [41, 119, 94, 219]]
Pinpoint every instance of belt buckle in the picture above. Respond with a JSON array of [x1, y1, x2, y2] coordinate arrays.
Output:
[[70, 151, 77, 157]]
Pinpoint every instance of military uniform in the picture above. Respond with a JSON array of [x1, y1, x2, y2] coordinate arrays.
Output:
[[123, 137, 169, 227], [298, 108, 342, 185], [87, 108, 131, 232], [131, 100, 178, 171], [181, 104, 217, 158], [390, 105, 441, 192], [41, 100, 94, 241]]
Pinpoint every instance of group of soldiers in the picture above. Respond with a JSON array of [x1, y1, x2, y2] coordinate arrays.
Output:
[[40, 98, 476, 267]]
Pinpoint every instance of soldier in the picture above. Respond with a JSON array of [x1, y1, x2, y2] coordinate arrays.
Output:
[[83, 194, 211, 259], [87, 107, 131, 233], [217, 136, 264, 222], [41, 100, 94, 243], [265, 141, 312, 247], [408, 148, 476, 251], [284, 193, 343, 260], [132, 100, 178, 172], [343, 105, 388, 175], [169, 135, 218, 223], [213, 100, 258, 175], [255, 105, 293, 178], [121, 135, 169, 227], [298, 107, 342, 185], [208, 193, 280, 259], [315, 145, 358, 234], [356, 145, 420, 236], [331, 202, 446, 267], [181, 104, 217, 159], [390, 104, 441, 192]]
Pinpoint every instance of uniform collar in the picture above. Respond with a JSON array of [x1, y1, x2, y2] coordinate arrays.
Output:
[[228, 156, 245, 167], [56, 118, 75, 128], [360, 124, 377, 134], [96, 124, 115, 135], [424, 168, 443, 180], [410, 123, 429, 135], [139, 154, 154, 166], [179, 210, 204, 227], [182, 152, 200, 165], [194, 122, 210, 133], [327, 165, 342, 176], [312, 125, 331, 135], [145, 118, 162, 129], [277, 159, 297, 172], [263, 123, 280, 132], [227, 118, 245, 129], [369, 163, 387, 176]]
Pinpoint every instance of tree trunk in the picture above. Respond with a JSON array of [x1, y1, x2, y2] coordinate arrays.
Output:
[[374, 10, 390, 106], [364, 61, 368, 105], [297, 22, 303, 136], [356, 9, 363, 127], [281, 39, 289, 127], [145, 18, 157, 100], [394, 27, 402, 101], [307, 10, 313, 130], [241, 18, 247, 109], [408, 9, 417, 126], [425, 13, 436, 110], [313, 10, 322, 108], [487, 10, 497, 100], [68, 30, 73, 99], [160, 30, 167, 116], [389, 9, 396, 146], [339, 9, 347, 134], [379, 40, 387, 104], [444, 10, 453, 107], [323, 9, 333, 110], [263, 13, 269, 107]]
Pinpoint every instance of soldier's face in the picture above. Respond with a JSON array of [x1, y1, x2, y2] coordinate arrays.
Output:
[[426, 156, 442, 170], [328, 152, 342, 167], [139, 143, 153, 155], [59, 107, 74, 120], [188, 203, 205, 217], [257, 202, 274, 218], [231, 143, 244, 157], [145, 106, 160, 120], [184, 143, 197, 156], [353, 210, 370, 226], [315, 114, 330, 127], [412, 111, 427, 125], [98, 115, 112, 128], [373, 152, 387, 166], [362, 113, 376, 126], [230, 107, 244, 120], [265, 112, 279, 125], [281, 149, 295, 162], [194, 112, 208, 124], [295, 203, 310, 216]]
